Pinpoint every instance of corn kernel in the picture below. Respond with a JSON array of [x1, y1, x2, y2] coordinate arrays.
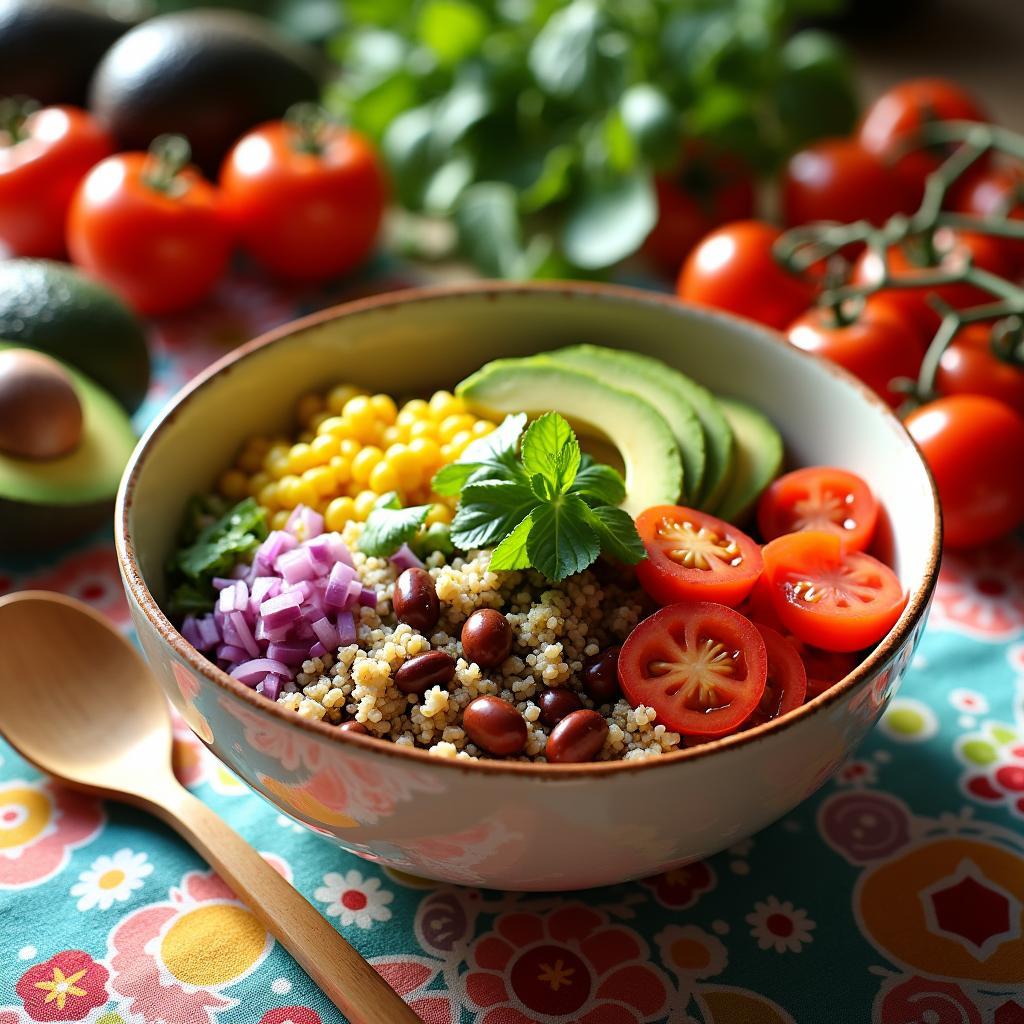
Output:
[[297, 431, 314, 444], [218, 469, 249, 500], [325, 496, 358, 531], [277, 475, 303, 508], [310, 411, 332, 431], [385, 444, 418, 483], [271, 509, 290, 531], [401, 398, 429, 419], [351, 446, 383, 485], [265, 443, 290, 466], [295, 479, 317, 507], [248, 471, 271, 496], [369, 461, 400, 493], [304, 466, 335, 497], [382, 425, 402, 445], [439, 414, 475, 442], [237, 447, 264, 473], [471, 419, 496, 437], [266, 454, 290, 480], [311, 434, 339, 462], [408, 437, 441, 468], [409, 419, 438, 441], [426, 503, 452, 526], [369, 394, 397, 424], [428, 390, 463, 420], [440, 443, 458, 462], [327, 384, 363, 414], [258, 482, 280, 510], [329, 454, 351, 486], [287, 443, 317, 475], [317, 415, 347, 437], [296, 393, 323, 426], [448, 429, 473, 454], [354, 489, 379, 520]]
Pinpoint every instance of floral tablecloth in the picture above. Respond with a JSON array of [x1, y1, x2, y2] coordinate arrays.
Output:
[[2, 264, 1024, 1024]]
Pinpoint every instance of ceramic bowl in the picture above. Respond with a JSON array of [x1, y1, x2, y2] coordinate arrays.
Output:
[[116, 282, 940, 891]]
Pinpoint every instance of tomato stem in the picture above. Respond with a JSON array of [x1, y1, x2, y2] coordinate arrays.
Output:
[[143, 134, 192, 195], [286, 102, 331, 157], [0, 96, 39, 146]]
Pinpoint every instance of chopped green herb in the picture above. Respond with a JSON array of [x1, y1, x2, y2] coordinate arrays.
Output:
[[359, 491, 432, 557]]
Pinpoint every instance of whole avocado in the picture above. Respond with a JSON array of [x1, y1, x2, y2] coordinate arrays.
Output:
[[88, 9, 324, 174], [0, 260, 150, 413], [0, 0, 132, 105]]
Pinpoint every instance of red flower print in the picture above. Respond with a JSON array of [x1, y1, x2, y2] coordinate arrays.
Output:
[[16, 950, 109, 1021], [641, 860, 716, 909], [23, 547, 130, 629], [260, 1010, 321, 1024], [464, 904, 670, 1024], [957, 723, 1024, 817], [372, 955, 457, 1023], [932, 539, 1024, 641], [874, 974, 982, 1024]]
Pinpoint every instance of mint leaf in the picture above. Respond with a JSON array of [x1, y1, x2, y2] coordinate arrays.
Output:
[[571, 458, 626, 506], [432, 413, 526, 495], [488, 514, 534, 571], [359, 492, 432, 556], [450, 480, 537, 550], [521, 411, 580, 494], [583, 505, 645, 565], [526, 495, 601, 582]]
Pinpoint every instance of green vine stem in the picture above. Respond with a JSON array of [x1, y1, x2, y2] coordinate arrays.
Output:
[[142, 135, 192, 195], [286, 102, 332, 156], [0, 97, 40, 145], [774, 119, 1024, 409]]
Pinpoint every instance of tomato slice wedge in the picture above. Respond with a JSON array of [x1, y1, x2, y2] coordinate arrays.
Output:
[[757, 466, 879, 552], [762, 531, 907, 652], [635, 506, 764, 607], [744, 623, 807, 727], [798, 644, 862, 698], [618, 601, 767, 736]]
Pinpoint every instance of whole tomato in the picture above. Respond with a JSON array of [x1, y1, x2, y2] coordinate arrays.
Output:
[[67, 138, 232, 316], [220, 109, 386, 282], [934, 323, 1024, 416], [786, 299, 923, 408], [851, 229, 1014, 341], [644, 144, 755, 276], [954, 165, 1024, 273], [858, 78, 989, 202], [781, 137, 914, 227], [905, 394, 1024, 548], [0, 103, 113, 258], [677, 220, 817, 330]]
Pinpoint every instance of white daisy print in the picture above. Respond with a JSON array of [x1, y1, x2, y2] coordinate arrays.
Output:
[[746, 896, 816, 953], [70, 849, 153, 911], [315, 869, 393, 929]]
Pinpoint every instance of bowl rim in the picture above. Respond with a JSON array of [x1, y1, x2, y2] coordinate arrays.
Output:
[[116, 279, 942, 779]]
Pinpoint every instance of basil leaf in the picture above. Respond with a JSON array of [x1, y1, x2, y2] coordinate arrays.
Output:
[[450, 480, 538, 550], [521, 411, 579, 494], [571, 461, 626, 506], [583, 505, 646, 565], [562, 170, 657, 270], [432, 413, 527, 495], [488, 514, 534, 571], [359, 493, 432, 556], [526, 494, 601, 583]]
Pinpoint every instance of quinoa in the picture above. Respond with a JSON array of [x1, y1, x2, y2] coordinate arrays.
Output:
[[278, 520, 682, 761]]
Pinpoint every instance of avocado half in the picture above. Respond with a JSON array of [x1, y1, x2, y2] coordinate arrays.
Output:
[[0, 344, 137, 552]]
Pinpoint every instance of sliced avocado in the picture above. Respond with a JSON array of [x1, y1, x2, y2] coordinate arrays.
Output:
[[458, 357, 682, 518], [0, 344, 137, 552], [713, 397, 784, 524], [0, 260, 150, 412], [546, 344, 707, 501]]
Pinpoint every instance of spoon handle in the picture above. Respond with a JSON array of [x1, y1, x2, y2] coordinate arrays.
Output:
[[148, 779, 420, 1024]]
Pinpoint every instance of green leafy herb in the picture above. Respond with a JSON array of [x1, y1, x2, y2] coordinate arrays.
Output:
[[447, 411, 644, 581], [432, 412, 528, 495], [166, 497, 268, 616], [359, 492, 432, 556]]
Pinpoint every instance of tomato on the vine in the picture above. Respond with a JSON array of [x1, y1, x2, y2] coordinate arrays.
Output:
[[934, 323, 1024, 417], [67, 138, 231, 316], [618, 601, 767, 737], [677, 220, 817, 330], [781, 137, 913, 228], [758, 466, 879, 552], [904, 395, 1024, 548], [743, 623, 807, 728], [761, 531, 907, 652], [851, 230, 1014, 340], [0, 104, 112, 258], [635, 505, 763, 607], [645, 144, 755, 275], [858, 78, 989, 201], [785, 300, 924, 408], [954, 165, 1024, 273], [220, 108, 386, 282]]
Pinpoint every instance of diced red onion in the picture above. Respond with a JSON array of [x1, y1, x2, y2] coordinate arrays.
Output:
[[323, 560, 357, 609], [231, 658, 291, 685], [323, 532, 354, 567], [250, 576, 281, 605], [309, 641, 327, 659], [337, 611, 357, 646], [211, 577, 235, 591], [267, 641, 311, 665], [258, 675, 284, 700], [228, 611, 259, 657], [260, 590, 302, 630], [230, 563, 250, 580], [181, 615, 202, 649], [258, 530, 296, 565], [358, 586, 378, 608], [277, 546, 318, 584], [310, 616, 340, 651], [286, 504, 325, 541], [390, 543, 424, 571], [197, 615, 220, 649], [255, 618, 292, 643], [217, 643, 249, 663]]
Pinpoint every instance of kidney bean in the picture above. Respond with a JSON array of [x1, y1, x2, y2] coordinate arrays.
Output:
[[394, 567, 439, 633], [463, 695, 527, 756], [537, 687, 584, 728], [546, 709, 608, 764], [461, 608, 513, 667], [338, 720, 368, 735], [583, 646, 622, 705], [394, 649, 456, 695]]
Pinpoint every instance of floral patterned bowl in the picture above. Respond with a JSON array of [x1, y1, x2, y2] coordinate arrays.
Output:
[[115, 281, 940, 890]]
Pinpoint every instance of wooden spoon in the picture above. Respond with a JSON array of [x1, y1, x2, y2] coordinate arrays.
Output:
[[0, 591, 419, 1024]]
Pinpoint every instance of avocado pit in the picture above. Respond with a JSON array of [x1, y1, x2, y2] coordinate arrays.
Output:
[[0, 348, 83, 459]]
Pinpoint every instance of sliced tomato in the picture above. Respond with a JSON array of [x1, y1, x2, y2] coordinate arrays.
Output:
[[618, 601, 767, 736], [762, 531, 906, 653], [757, 467, 879, 552], [744, 623, 808, 727], [636, 506, 763, 607], [797, 643, 862, 698]]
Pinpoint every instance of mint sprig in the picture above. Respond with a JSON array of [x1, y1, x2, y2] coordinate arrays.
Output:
[[438, 411, 645, 582]]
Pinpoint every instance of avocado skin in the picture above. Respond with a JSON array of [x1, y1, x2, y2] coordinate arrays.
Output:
[[0, 260, 150, 414], [88, 9, 324, 174], [0, 0, 131, 106], [0, 495, 112, 553]]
